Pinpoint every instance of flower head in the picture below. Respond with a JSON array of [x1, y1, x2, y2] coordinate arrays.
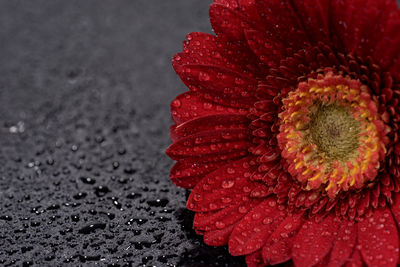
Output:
[[167, 1, 400, 266]]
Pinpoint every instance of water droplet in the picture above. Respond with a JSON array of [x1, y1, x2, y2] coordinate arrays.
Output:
[[238, 206, 248, 214], [171, 99, 181, 108], [209, 203, 217, 209], [193, 194, 202, 201], [252, 213, 261, 220], [78, 223, 106, 234], [215, 221, 225, 229], [203, 102, 213, 109], [226, 168, 235, 174], [284, 223, 293, 230], [198, 72, 210, 81], [221, 180, 234, 189], [9, 121, 25, 133], [222, 197, 232, 204], [262, 217, 273, 225], [268, 200, 276, 207], [80, 177, 96, 184]]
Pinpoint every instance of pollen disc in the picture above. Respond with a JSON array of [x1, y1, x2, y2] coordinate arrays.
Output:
[[277, 73, 387, 197]]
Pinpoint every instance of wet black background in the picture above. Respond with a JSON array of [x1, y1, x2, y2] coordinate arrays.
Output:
[[0, 1, 247, 266]]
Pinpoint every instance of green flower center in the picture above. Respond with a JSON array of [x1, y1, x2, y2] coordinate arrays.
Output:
[[308, 102, 361, 162]]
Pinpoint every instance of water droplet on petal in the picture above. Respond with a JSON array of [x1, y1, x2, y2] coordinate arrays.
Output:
[[215, 221, 225, 229], [221, 180, 234, 189], [171, 99, 181, 108], [222, 197, 232, 204], [284, 223, 293, 230], [238, 206, 248, 214], [226, 168, 235, 174], [262, 217, 273, 225], [209, 203, 217, 209], [198, 72, 210, 81], [203, 102, 213, 109], [193, 194, 202, 201]]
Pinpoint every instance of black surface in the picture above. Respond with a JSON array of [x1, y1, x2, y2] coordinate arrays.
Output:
[[0, 1, 246, 266]]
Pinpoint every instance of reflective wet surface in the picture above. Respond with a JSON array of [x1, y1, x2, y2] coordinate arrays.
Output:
[[0, 1, 246, 266]]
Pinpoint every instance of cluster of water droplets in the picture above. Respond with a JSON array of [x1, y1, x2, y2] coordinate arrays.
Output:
[[0, 88, 238, 266]]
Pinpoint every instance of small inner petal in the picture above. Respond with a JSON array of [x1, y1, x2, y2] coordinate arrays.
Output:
[[277, 73, 387, 198]]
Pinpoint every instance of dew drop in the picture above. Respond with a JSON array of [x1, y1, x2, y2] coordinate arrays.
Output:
[[221, 180, 234, 189], [198, 72, 210, 81], [171, 99, 181, 108], [221, 197, 232, 204], [262, 217, 273, 225], [238, 206, 248, 214], [242, 186, 251, 193], [284, 223, 293, 230], [193, 194, 202, 201], [226, 168, 235, 174], [203, 102, 213, 109], [209, 203, 217, 209], [215, 221, 225, 229]]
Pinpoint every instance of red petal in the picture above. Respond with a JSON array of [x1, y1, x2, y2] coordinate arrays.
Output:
[[171, 149, 248, 189], [171, 159, 239, 189], [366, 1, 400, 69], [187, 157, 257, 212], [251, 0, 309, 49], [173, 63, 258, 109], [330, 0, 364, 54], [244, 29, 286, 68], [290, 0, 331, 46], [229, 197, 286, 256], [262, 212, 305, 265], [292, 214, 339, 267], [203, 224, 235, 246], [170, 91, 248, 125], [209, 3, 246, 41], [170, 172, 201, 189], [327, 220, 357, 267], [358, 207, 399, 267], [176, 32, 263, 76], [245, 250, 266, 267], [344, 247, 363, 267], [250, 183, 273, 198], [242, 0, 322, 68], [389, 55, 400, 82], [166, 128, 251, 160], [331, 0, 400, 65], [194, 199, 263, 231], [172, 114, 249, 139], [390, 192, 400, 226], [214, 0, 239, 8], [169, 125, 180, 142]]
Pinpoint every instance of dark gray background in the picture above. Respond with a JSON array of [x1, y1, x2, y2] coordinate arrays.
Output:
[[0, 1, 248, 266]]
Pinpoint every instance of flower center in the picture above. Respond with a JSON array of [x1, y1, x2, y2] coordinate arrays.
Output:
[[308, 102, 361, 162], [277, 73, 387, 197]]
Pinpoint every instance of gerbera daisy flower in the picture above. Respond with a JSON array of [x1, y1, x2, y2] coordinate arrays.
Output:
[[166, 0, 400, 266]]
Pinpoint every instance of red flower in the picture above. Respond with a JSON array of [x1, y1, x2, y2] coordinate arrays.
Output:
[[166, 0, 400, 266]]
